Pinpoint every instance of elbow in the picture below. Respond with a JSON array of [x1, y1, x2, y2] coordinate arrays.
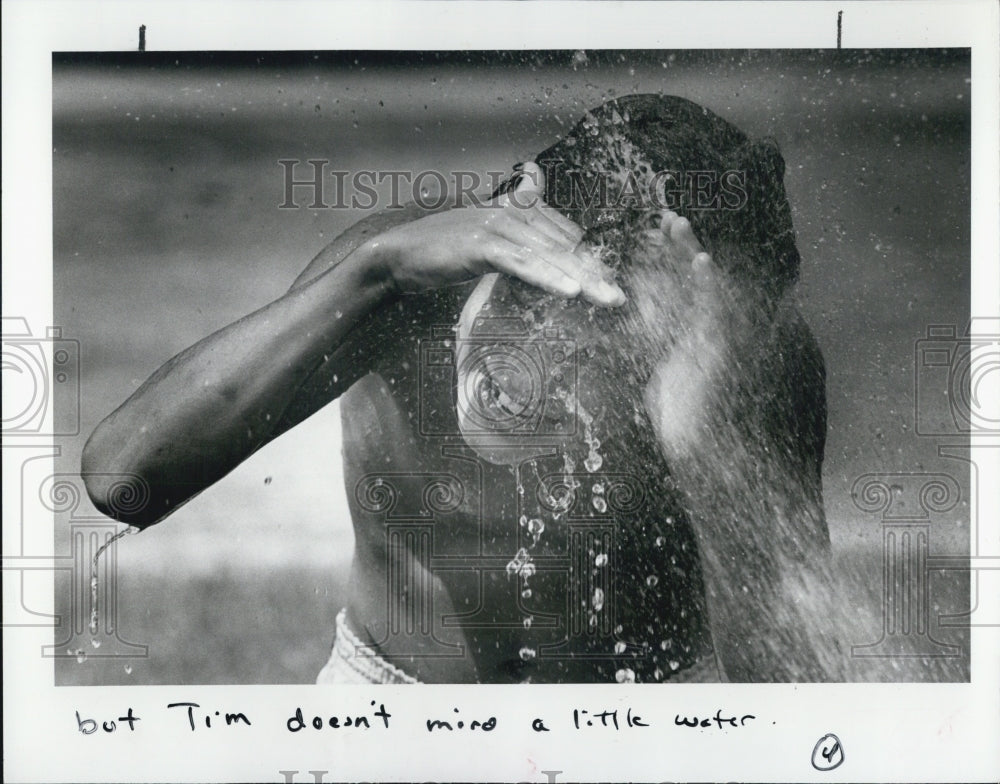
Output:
[[81, 427, 161, 528]]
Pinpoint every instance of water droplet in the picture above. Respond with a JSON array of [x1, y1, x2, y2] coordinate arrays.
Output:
[[614, 624, 623, 635], [592, 482, 604, 494], [654, 667, 664, 680], [521, 562, 536, 579], [521, 588, 532, 599], [506, 547, 531, 576], [519, 515, 528, 527], [669, 660, 680, 671], [655, 536, 666, 548], [527, 518, 545, 536], [335, 310, 343, 319], [614, 668, 635, 683], [523, 616, 533, 629], [645, 574, 659, 588], [124, 663, 133, 675], [75, 650, 87, 664], [594, 552, 608, 567], [592, 587, 605, 611], [519, 647, 537, 661], [589, 614, 598, 628], [660, 639, 671, 651], [613, 641, 627, 654], [592, 495, 607, 513], [584, 454, 603, 472], [90, 638, 101, 649]]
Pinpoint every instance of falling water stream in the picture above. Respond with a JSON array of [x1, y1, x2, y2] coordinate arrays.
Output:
[[74, 526, 138, 667]]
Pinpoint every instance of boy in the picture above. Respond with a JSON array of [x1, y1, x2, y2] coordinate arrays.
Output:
[[84, 95, 833, 683]]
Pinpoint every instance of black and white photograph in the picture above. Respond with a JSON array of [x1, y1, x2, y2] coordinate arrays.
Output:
[[52, 46, 975, 686], [4, 2, 999, 782]]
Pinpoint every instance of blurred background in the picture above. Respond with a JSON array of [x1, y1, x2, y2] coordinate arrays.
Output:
[[53, 49, 971, 684]]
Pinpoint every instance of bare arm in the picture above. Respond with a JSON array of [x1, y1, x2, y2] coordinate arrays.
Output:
[[82, 165, 625, 527], [81, 242, 391, 527]]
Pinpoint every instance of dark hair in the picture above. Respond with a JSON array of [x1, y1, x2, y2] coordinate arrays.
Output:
[[534, 94, 801, 301]]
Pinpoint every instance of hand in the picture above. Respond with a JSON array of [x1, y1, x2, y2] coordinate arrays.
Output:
[[367, 162, 627, 307], [637, 211, 727, 455]]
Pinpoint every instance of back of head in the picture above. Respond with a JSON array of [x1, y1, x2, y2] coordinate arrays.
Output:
[[535, 94, 801, 301]]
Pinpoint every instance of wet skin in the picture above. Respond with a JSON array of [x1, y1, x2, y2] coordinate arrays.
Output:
[[306, 203, 823, 683]]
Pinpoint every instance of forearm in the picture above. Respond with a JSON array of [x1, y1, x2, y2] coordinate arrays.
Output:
[[82, 244, 392, 526]]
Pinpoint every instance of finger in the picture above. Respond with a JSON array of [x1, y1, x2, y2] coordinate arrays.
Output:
[[569, 242, 610, 278], [509, 161, 587, 245], [579, 269, 627, 307], [507, 162, 544, 209], [477, 236, 583, 299], [534, 202, 586, 245], [493, 211, 600, 280], [491, 212, 570, 256], [659, 210, 679, 233], [545, 246, 626, 307], [668, 215, 705, 258], [691, 251, 716, 290], [491, 202, 625, 306], [524, 239, 625, 307], [518, 161, 545, 195], [508, 202, 582, 250]]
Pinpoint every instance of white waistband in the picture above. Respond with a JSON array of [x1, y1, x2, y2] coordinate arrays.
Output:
[[316, 609, 420, 685]]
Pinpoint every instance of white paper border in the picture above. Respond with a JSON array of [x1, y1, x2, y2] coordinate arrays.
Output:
[[3, 2, 998, 782]]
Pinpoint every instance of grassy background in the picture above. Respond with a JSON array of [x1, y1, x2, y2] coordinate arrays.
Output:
[[52, 50, 972, 684], [54, 548, 969, 684]]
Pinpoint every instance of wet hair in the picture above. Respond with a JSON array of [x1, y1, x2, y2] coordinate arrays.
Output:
[[533, 94, 801, 302]]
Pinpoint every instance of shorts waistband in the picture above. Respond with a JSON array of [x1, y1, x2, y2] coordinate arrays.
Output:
[[321, 609, 419, 685]]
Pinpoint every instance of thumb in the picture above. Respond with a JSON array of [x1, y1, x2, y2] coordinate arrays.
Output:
[[509, 161, 545, 207]]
